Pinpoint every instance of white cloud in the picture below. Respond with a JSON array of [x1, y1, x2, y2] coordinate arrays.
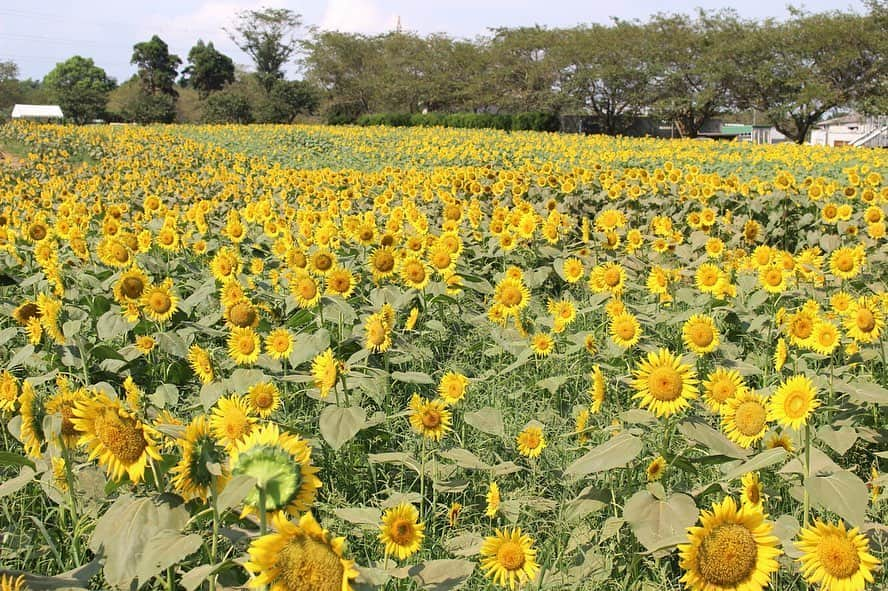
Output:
[[319, 0, 398, 34]]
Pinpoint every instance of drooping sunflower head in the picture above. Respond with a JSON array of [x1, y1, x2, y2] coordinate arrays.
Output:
[[230, 423, 322, 518], [187, 344, 215, 384], [311, 348, 339, 398], [678, 496, 781, 591], [485, 482, 501, 518], [795, 520, 880, 591], [589, 365, 606, 413], [19, 381, 46, 459], [363, 313, 392, 353], [12, 300, 41, 327], [45, 384, 88, 448], [378, 502, 425, 560], [170, 415, 228, 502], [631, 348, 698, 418], [479, 527, 540, 591], [245, 511, 358, 591]]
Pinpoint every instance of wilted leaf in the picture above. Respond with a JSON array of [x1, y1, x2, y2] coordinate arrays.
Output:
[[391, 371, 435, 384], [564, 433, 642, 477], [0, 465, 35, 498], [319, 405, 367, 451], [464, 407, 504, 437], [369, 452, 421, 474]]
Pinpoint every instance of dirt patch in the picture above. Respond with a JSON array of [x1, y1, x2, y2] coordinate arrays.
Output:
[[0, 150, 24, 169]]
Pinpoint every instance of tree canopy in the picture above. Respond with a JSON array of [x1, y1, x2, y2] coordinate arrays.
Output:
[[43, 56, 116, 123]]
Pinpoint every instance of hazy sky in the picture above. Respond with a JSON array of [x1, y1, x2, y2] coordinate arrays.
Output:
[[0, 0, 866, 82]]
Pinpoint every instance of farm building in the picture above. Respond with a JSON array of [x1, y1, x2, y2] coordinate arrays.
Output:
[[809, 113, 888, 147], [10, 104, 64, 121]]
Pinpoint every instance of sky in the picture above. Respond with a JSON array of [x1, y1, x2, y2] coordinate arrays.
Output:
[[0, 0, 867, 82]]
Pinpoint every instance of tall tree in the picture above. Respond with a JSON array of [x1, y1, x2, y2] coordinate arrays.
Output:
[[43, 56, 116, 124], [131, 35, 182, 97], [645, 11, 741, 137], [485, 26, 562, 113], [728, 11, 885, 143], [227, 8, 302, 92], [303, 31, 376, 120], [182, 40, 235, 98], [554, 23, 653, 134], [0, 61, 23, 117]]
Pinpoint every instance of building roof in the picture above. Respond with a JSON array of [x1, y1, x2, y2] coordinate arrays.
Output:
[[11, 104, 64, 119], [815, 113, 863, 127]]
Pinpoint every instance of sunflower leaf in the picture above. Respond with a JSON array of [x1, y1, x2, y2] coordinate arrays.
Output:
[[319, 405, 367, 451], [805, 469, 868, 526], [564, 433, 642, 477]]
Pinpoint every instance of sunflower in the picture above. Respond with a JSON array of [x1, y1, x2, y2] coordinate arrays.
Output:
[[0, 371, 19, 413], [741, 472, 764, 511], [225, 298, 259, 329], [479, 527, 540, 590], [759, 264, 788, 294], [265, 328, 294, 360], [0, 574, 26, 591], [12, 300, 40, 326], [589, 262, 626, 295], [141, 279, 178, 323], [702, 368, 746, 414], [378, 502, 425, 560], [210, 395, 256, 451], [363, 312, 392, 353], [326, 266, 355, 299], [631, 348, 698, 417], [245, 510, 358, 591], [722, 389, 770, 448], [19, 381, 46, 458], [311, 348, 339, 398], [308, 249, 337, 276], [590, 365, 606, 413], [795, 520, 880, 591], [36, 294, 64, 344], [368, 247, 398, 281], [764, 432, 794, 453], [529, 333, 554, 357], [829, 246, 865, 280], [768, 374, 819, 431], [400, 255, 430, 290], [45, 384, 87, 448], [114, 267, 149, 304], [71, 391, 161, 483], [230, 423, 322, 517], [228, 327, 261, 365], [575, 409, 590, 443], [561, 257, 584, 283], [405, 307, 419, 330], [774, 338, 788, 372], [170, 415, 228, 502], [187, 345, 215, 384], [610, 311, 642, 349], [135, 335, 156, 355], [485, 482, 501, 517], [438, 371, 468, 404], [646, 456, 667, 481], [809, 321, 840, 356], [678, 497, 781, 591], [843, 296, 883, 344], [289, 271, 322, 309], [683, 314, 720, 355], [516, 425, 546, 458], [408, 394, 451, 441], [248, 382, 281, 418], [493, 277, 530, 315]]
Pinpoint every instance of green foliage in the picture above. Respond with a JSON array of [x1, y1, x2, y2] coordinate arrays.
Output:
[[182, 40, 235, 98], [131, 35, 181, 97], [226, 8, 302, 93], [42, 56, 116, 124], [201, 89, 253, 124], [354, 111, 559, 131]]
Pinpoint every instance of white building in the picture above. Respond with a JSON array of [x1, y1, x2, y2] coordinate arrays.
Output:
[[810, 113, 888, 148], [10, 104, 64, 121]]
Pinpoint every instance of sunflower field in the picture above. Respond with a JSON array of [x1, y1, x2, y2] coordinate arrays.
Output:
[[0, 121, 886, 591]]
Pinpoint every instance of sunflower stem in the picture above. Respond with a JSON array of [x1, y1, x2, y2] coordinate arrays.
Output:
[[60, 439, 79, 522], [339, 371, 351, 406], [420, 437, 427, 520], [803, 423, 811, 527], [258, 486, 268, 536], [166, 565, 175, 591], [209, 479, 219, 591]]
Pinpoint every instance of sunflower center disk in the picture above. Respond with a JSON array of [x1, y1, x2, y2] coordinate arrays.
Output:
[[150, 293, 172, 314], [711, 381, 734, 403], [496, 541, 527, 571], [96, 411, 147, 465], [421, 410, 441, 429], [818, 534, 861, 578], [697, 524, 758, 586], [735, 401, 767, 436], [856, 309, 875, 332], [648, 367, 683, 401], [689, 325, 714, 347], [785, 392, 807, 418], [390, 519, 415, 545], [233, 445, 302, 511], [274, 534, 344, 591]]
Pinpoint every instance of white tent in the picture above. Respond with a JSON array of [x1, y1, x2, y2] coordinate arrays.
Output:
[[11, 104, 64, 120]]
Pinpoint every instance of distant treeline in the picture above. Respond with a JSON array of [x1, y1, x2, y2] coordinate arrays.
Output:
[[1, 3, 885, 143]]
